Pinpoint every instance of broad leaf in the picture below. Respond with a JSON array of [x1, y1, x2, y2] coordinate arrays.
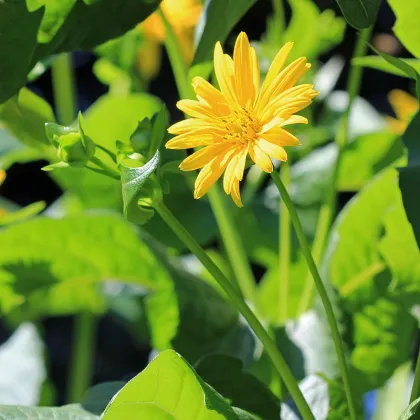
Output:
[[0, 1, 43, 103], [334, 0, 380, 29], [398, 111, 420, 249], [195, 354, 280, 420], [352, 56, 420, 78], [101, 349, 239, 419], [388, 0, 420, 60], [0, 213, 166, 318], [0, 404, 98, 419], [193, 0, 257, 65]]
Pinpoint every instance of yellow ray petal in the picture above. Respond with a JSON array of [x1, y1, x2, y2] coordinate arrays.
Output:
[[192, 77, 231, 116], [223, 150, 240, 194], [233, 32, 256, 107], [177, 99, 218, 119], [260, 126, 301, 146], [234, 145, 248, 181], [166, 132, 222, 149], [249, 142, 273, 173], [251, 46, 260, 106], [214, 42, 237, 104], [256, 138, 288, 161], [0, 170, 5, 186], [179, 143, 228, 170], [388, 89, 419, 121], [168, 118, 223, 135], [230, 178, 243, 208], [194, 149, 236, 198], [280, 115, 308, 126]]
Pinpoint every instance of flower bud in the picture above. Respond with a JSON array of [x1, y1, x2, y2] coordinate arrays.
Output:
[[57, 131, 96, 166]]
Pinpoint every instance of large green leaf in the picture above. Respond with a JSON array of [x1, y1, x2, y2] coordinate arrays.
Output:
[[334, 0, 380, 29], [0, 1, 44, 103], [195, 354, 280, 420], [323, 169, 417, 391], [0, 213, 166, 318], [352, 56, 420, 78], [398, 111, 420, 249], [0, 404, 98, 419], [388, 0, 420, 60], [193, 0, 257, 65], [101, 349, 239, 419]]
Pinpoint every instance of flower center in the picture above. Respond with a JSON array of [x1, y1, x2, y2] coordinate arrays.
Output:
[[221, 108, 261, 144]]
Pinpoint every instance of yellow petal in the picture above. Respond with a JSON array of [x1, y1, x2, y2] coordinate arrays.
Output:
[[249, 142, 273, 173], [234, 146, 248, 181], [251, 46, 260, 106], [214, 42, 237, 104], [233, 32, 256, 106], [194, 149, 236, 198], [0, 170, 5, 186], [260, 126, 301, 146], [230, 178, 243, 208], [256, 138, 288, 161], [168, 118, 222, 135], [388, 89, 419, 121], [179, 144, 228, 170], [280, 115, 308, 126], [177, 99, 217, 119], [223, 151, 239, 194], [192, 77, 231, 116], [166, 132, 221, 149]]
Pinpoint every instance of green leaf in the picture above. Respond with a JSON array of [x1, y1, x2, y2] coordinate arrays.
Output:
[[81, 382, 126, 415], [0, 1, 44, 103], [193, 0, 257, 65], [388, 0, 420, 59], [0, 404, 98, 419], [398, 111, 420, 249], [101, 349, 239, 419], [120, 150, 160, 224], [334, 0, 380, 29], [0, 201, 46, 227], [0, 88, 55, 149], [352, 56, 420, 78], [399, 397, 420, 420], [0, 213, 166, 318], [195, 354, 280, 419]]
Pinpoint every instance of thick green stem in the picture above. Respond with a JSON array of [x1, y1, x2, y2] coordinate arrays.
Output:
[[67, 313, 97, 402], [51, 54, 77, 125], [279, 162, 291, 323], [297, 27, 373, 314], [272, 0, 286, 33], [410, 349, 420, 404], [270, 171, 357, 420], [160, 6, 257, 303], [155, 202, 314, 420]]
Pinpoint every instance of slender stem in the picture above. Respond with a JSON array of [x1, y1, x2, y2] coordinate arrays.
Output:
[[96, 144, 117, 163], [155, 202, 314, 420], [279, 162, 291, 323], [85, 165, 120, 181], [207, 186, 257, 303], [158, 7, 191, 99], [67, 313, 97, 402], [90, 156, 120, 180], [410, 349, 420, 404], [297, 27, 373, 314], [242, 166, 265, 206], [272, 0, 286, 33], [51, 54, 77, 125], [270, 171, 357, 420]]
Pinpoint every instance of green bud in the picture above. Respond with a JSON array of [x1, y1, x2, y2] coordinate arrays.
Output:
[[57, 131, 96, 166]]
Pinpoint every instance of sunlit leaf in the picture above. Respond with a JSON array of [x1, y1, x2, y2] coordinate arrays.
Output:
[[399, 397, 420, 420], [0, 201, 46, 227], [352, 56, 420, 78], [101, 349, 239, 419], [0, 404, 98, 419], [334, 0, 380, 29]]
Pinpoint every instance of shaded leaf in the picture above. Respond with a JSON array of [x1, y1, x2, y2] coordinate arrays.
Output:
[[195, 354, 280, 420], [334, 0, 380, 29], [193, 0, 257, 65], [81, 382, 126, 416], [101, 349, 239, 419], [0, 404, 98, 419]]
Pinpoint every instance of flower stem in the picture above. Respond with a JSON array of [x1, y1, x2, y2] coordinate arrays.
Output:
[[272, 0, 286, 33], [410, 349, 420, 404], [160, 6, 257, 303], [90, 156, 120, 180], [51, 54, 77, 125], [279, 162, 291, 323], [155, 202, 315, 420], [297, 26, 373, 314], [242, 166, 265, 206], [67, 313, 97, 402], [270, 171, 357, 420]]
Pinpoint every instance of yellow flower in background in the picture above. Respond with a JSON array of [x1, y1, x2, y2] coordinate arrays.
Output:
[[386, 89, 419, 134], [0, 170, 6, 218], [137, 0, 203, 79], [166, 32, 318, 207]]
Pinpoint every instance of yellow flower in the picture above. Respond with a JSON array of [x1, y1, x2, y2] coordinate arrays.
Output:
[[386, 89, 419, 134], [166, 32, 318, 207], [137, 0, 202, 79]]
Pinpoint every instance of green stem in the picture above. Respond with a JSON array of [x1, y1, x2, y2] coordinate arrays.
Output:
[[67, 313, 97, 402], [158, 7, 191, 99], [272, 0, 286, 33], [51, 54, 77, 125], [96, 144, 117, 163], [155, 202, 315, 420], [410, 349, 420, 404], [207, 186, 257, 303], [160, 7, 257, 303], [90, 156, 120, 180], [297, 27, 373, 314], [279, 162, 290, 323], [242, 166, 265, 206], [270, 171, 357, 420]]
